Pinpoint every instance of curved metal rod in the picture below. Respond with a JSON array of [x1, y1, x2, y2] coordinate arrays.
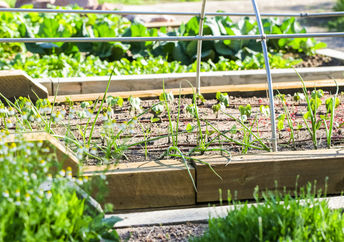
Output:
[[196, 0, 207, 95], [251, 0, 278, 152], [0, 8, 344, 18]]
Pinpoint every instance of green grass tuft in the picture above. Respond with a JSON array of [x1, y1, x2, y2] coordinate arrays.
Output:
[[192, 185, 344, 241]]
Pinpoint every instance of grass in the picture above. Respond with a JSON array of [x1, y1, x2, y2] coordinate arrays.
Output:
[[192, 183, 344, 241]]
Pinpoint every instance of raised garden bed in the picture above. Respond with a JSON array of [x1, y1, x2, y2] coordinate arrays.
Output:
[[1, 75, 344, 210]]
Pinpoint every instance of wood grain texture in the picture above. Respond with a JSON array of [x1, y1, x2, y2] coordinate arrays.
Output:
[[39, 66, 344, 96], [194, 149, 344, 203], [5, 132, 79, 175], [0, 70, 48, 101], [49, 79, 344, 102], [83, 160, 196, 210]]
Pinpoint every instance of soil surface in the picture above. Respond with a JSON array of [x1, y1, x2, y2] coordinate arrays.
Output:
[[295, 54, 342, 68], [117, 222, 208, 241], [6, 90, 344, 166]]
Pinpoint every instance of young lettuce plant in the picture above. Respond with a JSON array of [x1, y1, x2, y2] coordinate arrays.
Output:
[[128, 96, 142, 115], [212, 92, 230, 118], [239, 104, 252, 122], [150, 103, 165, 123]]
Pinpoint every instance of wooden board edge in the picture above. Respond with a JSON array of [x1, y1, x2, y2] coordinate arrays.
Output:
[[194, 149, 344, 203], [82, 160, 196, 210], [0, 70, 49, 100], [48, 79, 344, 102]]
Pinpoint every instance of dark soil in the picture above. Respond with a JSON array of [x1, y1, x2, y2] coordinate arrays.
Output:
[[295, 54, 343, 68], [6, 90, 342, 166], [117, 222, 208, 241]]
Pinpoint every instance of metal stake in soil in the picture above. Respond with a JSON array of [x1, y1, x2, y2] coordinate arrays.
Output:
[[251, 0, 278, 152], [196, 0, 207, 95]]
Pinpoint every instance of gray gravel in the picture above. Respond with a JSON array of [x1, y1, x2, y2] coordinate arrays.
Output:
[[117, 223, 208, 241]]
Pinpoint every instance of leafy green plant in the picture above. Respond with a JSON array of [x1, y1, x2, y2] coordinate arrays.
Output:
[[106, 96, 124, 110], [238, 104, 252, 122], [329, 0, 344, 31], [0, 134, 121, 241], [150, 103, 165, 123], [293, 92, 305, 102], [0, 7, 322, 77], [128, 96, 142, 114], [212, 92, 230, 118], [192, 184, 344, 242]]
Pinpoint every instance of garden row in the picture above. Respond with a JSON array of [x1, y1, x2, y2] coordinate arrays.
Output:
[[0, 6, 327, 78]]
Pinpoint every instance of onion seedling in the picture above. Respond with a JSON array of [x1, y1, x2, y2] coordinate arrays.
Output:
[[321, 81, 340, 148]]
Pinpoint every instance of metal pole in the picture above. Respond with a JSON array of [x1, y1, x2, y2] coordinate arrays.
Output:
[[0, 32, 342, 43], [251, 0, 278, 152], [0, 8, 343, 18], [196, 0, 207, 95]]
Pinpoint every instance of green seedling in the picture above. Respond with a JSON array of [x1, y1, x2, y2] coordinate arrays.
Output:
[[106, 96, 123, 110], [238, 104, 252, 122], [277, 93, 296, 146], [293, 92, 305, 102], [212, 92, 230, 118], [297, 72, 323, 149], [321, 81, 340, 148], [221, 111, 270, 152], [259, 105, 270, 117], [277, 114, 286, 131], [150, 104, 165, 123], [128, 96, 142, 114]]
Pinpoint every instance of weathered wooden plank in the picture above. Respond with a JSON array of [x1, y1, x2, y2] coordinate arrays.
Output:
[[39, 66, 344, 96], [5, 132, 79, 175], [82, 160, 196, 210], [195, 149, 344, 203], [0, 70, 48, 101], [49, 78, 344, 102]]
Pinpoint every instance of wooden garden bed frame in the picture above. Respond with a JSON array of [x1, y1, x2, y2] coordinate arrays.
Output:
[[1, 70, 344, 211], [10, 132, 344, 211]]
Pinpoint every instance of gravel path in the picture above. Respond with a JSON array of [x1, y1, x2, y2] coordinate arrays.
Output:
[[117, 223, 208, 241]]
